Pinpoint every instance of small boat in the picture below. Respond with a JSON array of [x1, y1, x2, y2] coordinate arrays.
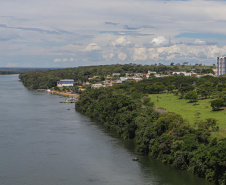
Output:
[[132, 157, 139, 161]]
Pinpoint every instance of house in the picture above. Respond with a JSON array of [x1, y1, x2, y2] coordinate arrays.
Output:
[[148, 71, 161, 77], [91, 84, 103, 89], [83, 82, 90, 85], [104, 83, 112, 87], [120, 77, 130, 82], [112, 73, 120, 76], [57, 79, 74, 87], [131, 77, 142, 82], [172, 72, 193, 76]]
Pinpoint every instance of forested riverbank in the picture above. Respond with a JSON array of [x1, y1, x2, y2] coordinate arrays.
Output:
[[18, 64, 226, 184], [75, 81, 226, 185]]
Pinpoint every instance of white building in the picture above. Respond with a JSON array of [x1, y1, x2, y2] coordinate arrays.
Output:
[[91, 84, 103, 88], [57, 79, 74, 87], [148, 71, 161, 77], [217, 56, 226, 75], [172, 72, 192, 76]]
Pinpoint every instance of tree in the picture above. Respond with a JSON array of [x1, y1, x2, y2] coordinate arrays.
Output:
[[167, 85, 176, 93], [198, 82, 215, 99], [211, 98, 224, 111], [195, 118, 218, 130], [185, 91, 198, 103], [179, 83, 195, 96]]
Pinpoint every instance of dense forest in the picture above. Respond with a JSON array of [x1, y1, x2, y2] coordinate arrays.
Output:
[[75, 78, 226, 185], [19, 64, 226, 184]]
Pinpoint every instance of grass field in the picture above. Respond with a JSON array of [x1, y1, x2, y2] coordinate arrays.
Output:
[[149, 93, 226, 138]]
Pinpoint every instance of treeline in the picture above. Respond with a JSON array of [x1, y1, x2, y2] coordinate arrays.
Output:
[[19, 64, 214, 89], [0, 68, 54, 75], [75, 80, 226, 185], [0, 71, 17, 75]]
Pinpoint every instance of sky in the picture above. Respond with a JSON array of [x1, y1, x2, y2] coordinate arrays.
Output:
[[1, 0, 226, 68]]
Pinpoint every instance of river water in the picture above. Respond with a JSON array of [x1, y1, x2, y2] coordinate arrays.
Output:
[[0, 75, 213, 185]]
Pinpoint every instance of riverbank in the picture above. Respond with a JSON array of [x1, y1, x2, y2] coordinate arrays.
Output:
[[36, 89, 80, 98], [2, 74, 213, 185], [75, 86, 226, 185]]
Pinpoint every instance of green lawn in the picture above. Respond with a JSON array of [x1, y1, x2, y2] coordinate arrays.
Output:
[[149, 93, 226, 131]]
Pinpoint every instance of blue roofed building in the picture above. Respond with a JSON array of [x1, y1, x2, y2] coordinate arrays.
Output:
[[57, 79, 74, 87]]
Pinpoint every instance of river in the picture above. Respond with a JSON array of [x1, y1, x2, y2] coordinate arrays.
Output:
[[0, 75, 213, 185]]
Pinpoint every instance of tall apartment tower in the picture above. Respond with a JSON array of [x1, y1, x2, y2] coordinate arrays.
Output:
[[217, 56, 226, 75]]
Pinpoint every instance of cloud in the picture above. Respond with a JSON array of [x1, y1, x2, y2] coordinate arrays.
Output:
[[151, 36, 171, 46], [175, 32, 226, 40], [0, 24, 70, 35], [54, 57, 75, 62], [6, 62, 18, 67], [102, 52, 115, 60], [123, 25, 154, 30], [194, 39, 206, 45], [112, 36, 132, 47], [2, 0, 226, 67], [105, 22, 119, 26], [185, 39, 218, 46], [100, 30, 153, 37], [0, 24, 7, 28], [84, 43, 101, 51], [118, 52, 127, 61], [146, 43, 226, 63], [133, 48, 148, 61]]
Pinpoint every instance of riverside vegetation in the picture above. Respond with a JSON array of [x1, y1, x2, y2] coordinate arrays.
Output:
[[19, 64, 225, 185]]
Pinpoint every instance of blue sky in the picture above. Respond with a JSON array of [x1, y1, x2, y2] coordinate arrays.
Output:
[[1, 0, 226, 67]]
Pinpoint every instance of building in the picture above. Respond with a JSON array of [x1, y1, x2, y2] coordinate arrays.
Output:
[[217, 56, 226, 75], [91, 84, 103, 89], [57, 79, 74, 87], [172, 72, 193, 76], [112, 73, 121, 76]]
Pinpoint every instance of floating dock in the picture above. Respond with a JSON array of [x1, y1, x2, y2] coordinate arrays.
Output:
[[59, 97, 78, 103], [59, 100, 77, 103]]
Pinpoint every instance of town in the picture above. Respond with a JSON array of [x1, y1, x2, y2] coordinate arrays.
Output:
[[50, 66, 217, 96]]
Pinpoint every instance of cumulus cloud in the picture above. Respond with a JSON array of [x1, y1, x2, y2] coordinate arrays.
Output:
[[146, 43, 226, 63], [151, 36, 171, 46], [194, 39, 206, 45], [102, 52, 115, 60], [133, 48, 148, 61], [112, 36, 132, 47], [185, 39, 218, 46], [84, 43, 101, 51], [118, 52, 127, 61]]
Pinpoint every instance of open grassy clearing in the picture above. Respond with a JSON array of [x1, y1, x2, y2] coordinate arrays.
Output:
[[149, 93, 226, 138]]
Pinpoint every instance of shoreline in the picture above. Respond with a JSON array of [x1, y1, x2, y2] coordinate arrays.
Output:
[[36, 89, 80, 99]]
